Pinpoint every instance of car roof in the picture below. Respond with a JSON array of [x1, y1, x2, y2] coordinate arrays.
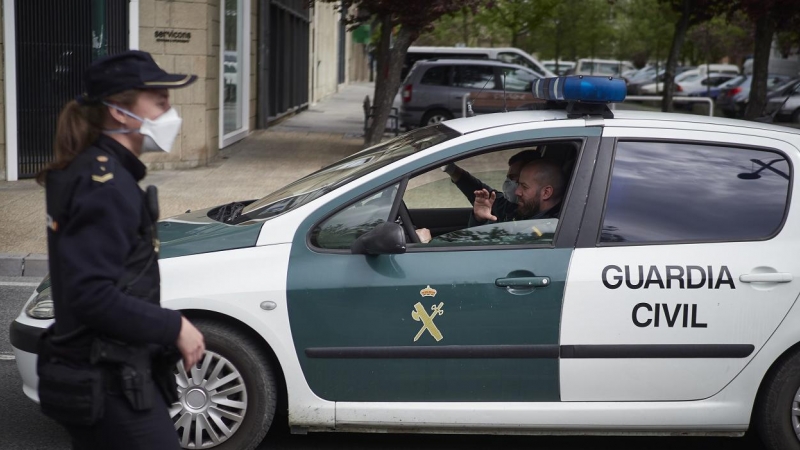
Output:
[[442, 109, 800, 137], [608, 110, 800, 136], [413, 59, 534, 71]]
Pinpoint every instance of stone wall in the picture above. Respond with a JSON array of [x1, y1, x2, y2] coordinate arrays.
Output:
[[310, 2, 341, 104], [249, 0, 257, 132], [0, 4, 5, 181], [139, 0, 220, 170]]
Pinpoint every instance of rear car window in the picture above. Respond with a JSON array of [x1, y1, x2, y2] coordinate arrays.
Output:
[[420, 66, 450, 86], [600, 141, 790, 245], [454, 65, 496, 89]]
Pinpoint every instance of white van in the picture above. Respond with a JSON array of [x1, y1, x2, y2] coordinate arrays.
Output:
[[403, 46, 555, 80], [573, 58, 636, 77]]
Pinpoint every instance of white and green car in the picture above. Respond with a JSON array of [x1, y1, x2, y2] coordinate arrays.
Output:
[[11, 77, 800, 450]]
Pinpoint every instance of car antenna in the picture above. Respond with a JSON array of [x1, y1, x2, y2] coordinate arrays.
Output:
[[466, 67, 497, 118]]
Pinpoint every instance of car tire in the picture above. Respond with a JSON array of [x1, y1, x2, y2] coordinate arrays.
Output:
[[421, 109, 453, 126], [172, 320, 277, 450], [755, 350, 800, 450]]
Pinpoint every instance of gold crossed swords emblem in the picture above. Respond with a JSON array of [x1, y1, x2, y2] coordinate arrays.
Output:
[[412, 301, 444, 342]]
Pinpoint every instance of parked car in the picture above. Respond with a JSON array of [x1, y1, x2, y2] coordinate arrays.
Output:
[[675, 72, 738, 95], [399, 59, 542, 129], [573, 58, 635, 76], [402, 46, 555, 81], [681, 75, 748, 111], [11, 76, 800, 450], [638, 67, 702, 95], [542, 60, 576, 76], [717, 74, 791, 118], [764, 78, 800, 123]]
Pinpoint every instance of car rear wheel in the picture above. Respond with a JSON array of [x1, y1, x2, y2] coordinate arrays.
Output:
[[171, 320, 277, 450], [755, 350, 800, 450], [421, 109, 453, 126]]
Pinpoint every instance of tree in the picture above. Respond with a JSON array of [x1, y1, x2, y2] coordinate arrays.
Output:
[[319, 1, 488, 147], [734, 0, 800, 119], [612, 0, 676, 68], [659, 0, 722, 113]]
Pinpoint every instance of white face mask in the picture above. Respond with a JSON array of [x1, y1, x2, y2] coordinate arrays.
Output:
[[104, 103, 182, 153], [502, 178, 518, 203]]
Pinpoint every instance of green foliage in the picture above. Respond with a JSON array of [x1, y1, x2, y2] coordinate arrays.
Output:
[[420, 0, 763, 68]]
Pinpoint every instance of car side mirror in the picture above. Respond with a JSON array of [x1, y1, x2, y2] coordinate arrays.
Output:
[[351, 222, 407, 256]]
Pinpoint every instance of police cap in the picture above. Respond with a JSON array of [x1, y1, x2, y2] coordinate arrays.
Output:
[[81, 50, 197, 103]]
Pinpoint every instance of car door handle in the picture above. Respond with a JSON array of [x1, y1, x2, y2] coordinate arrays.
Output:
[[495, 277, 550, 288], [739, 273, 793, 283]]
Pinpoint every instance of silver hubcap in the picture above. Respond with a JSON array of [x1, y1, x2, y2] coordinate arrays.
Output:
[[427, 115, 447, 124], [170, 351, 248, 449]]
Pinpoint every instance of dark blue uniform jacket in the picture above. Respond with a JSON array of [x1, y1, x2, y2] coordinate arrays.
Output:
[[45, 135, 181, 355]]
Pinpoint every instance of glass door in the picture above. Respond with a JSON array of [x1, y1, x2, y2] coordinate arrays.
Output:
[[220, 0, 250, 147]]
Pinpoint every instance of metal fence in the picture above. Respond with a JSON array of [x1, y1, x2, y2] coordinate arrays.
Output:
[[15, 0, 128, 178]]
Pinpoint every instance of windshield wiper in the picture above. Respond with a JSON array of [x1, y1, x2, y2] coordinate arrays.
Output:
[[211, 201, 247, 223]]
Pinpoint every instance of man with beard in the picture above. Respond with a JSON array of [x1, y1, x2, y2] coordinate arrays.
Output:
[[473, 159, 565, 224]]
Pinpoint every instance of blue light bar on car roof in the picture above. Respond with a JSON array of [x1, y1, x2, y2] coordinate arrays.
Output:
[[532, 76, 626, 103]]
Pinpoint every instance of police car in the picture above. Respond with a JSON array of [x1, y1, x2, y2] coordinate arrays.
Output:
[[10, 76, 800, 450]]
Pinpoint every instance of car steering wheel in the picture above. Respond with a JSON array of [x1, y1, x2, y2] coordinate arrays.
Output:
[[398, 202, 421, 244]]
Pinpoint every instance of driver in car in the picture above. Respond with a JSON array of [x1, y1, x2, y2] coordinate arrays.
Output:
[[473, 159, 565, 224], [415, 158, 564, 243]]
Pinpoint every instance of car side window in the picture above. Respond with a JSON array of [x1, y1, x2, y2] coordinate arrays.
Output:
[[600, 141, 790, 244], [311, 184, 400, 250], [501, 68, 536, 92], [404, 141, 580, 248], [454, 65, 496, 89], [420, 66, 450, 86]]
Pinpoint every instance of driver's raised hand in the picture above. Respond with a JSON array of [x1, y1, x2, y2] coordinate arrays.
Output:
[[473, 189, 497, 222]]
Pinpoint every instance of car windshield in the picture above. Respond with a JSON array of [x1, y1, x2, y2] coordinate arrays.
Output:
[[238, 125, 460, 222]]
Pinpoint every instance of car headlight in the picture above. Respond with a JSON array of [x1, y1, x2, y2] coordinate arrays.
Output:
[[26, 286, 54, 319]]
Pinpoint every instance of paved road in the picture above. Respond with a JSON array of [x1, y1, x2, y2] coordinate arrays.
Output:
[[0, 279, 766, 449]]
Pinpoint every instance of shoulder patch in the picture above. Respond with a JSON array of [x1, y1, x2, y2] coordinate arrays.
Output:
[[91, 173, 114, 183], [90, 153, 116, 185]]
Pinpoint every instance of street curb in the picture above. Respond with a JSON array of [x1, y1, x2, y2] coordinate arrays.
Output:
[[0, 253, 48, 277]]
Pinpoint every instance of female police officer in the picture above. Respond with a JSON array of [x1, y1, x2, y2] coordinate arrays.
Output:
[[35, 50, 205, 449]]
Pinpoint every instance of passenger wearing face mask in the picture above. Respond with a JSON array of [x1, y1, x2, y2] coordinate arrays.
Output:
[[35, 51, 205, 449]]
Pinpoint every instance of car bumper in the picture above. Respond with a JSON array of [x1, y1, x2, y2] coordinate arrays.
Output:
[[9, 320, 48, 403], [399, 109, 422, 128]]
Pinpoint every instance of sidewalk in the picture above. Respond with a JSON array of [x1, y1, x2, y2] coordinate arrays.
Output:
[[0, 84, 377, 276], [270, 82, 374, 137]]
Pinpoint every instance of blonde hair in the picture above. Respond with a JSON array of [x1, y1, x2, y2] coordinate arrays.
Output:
[[36, 90, 140, 185]]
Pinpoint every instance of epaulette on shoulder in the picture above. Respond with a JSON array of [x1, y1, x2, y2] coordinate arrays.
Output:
[[90, 154, 116, 185]]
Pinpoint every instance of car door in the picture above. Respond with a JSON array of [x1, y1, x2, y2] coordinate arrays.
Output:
[[286, 130, 601, 403], [560, 130, 800, 401], [451, 64, 501, 116]]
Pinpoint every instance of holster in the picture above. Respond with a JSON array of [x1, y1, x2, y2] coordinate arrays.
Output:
[[90, 337, 155, 411], [37, 326, 105, 426], [153, 345, 182, 405]]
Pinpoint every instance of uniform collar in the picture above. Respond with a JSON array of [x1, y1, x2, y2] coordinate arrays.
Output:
[[94, 134, 147, 181]]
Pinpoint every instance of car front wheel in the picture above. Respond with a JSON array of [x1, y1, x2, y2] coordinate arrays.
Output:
[[170, 320, 277, 450], [756, 350, 800, 450]]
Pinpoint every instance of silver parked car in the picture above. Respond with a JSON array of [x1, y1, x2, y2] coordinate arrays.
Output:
[[765, 78, 800, 123], [399, 59, 541, 129]]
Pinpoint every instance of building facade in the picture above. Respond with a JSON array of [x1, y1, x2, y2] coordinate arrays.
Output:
[[0, 0, 366, 181]]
